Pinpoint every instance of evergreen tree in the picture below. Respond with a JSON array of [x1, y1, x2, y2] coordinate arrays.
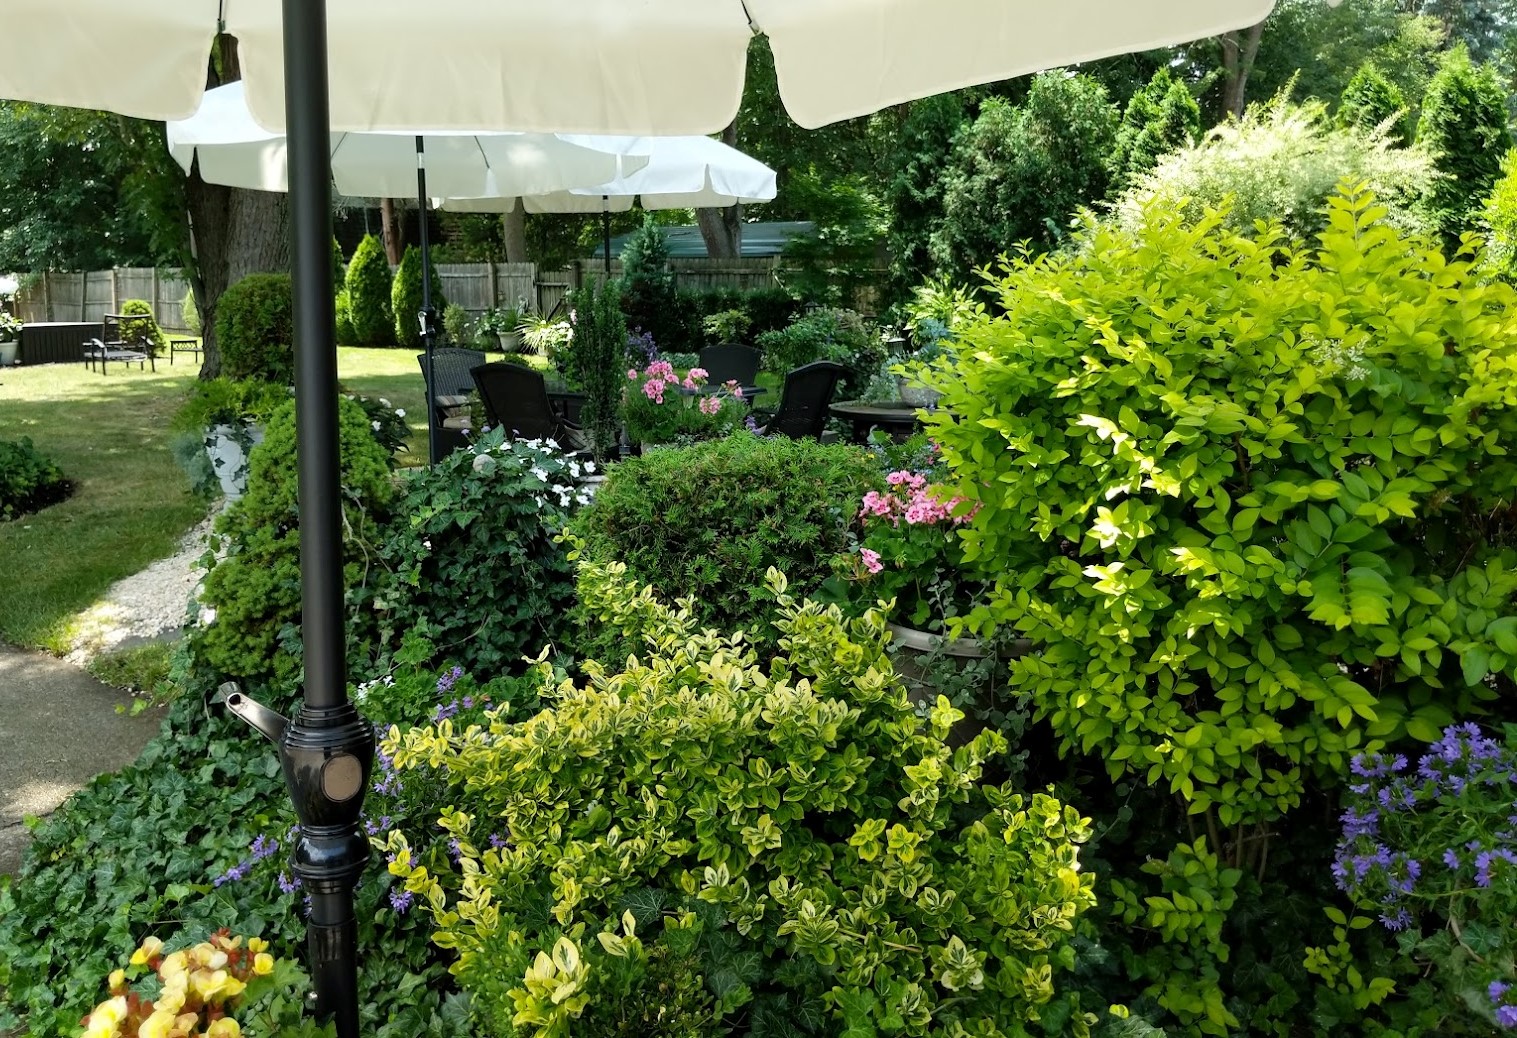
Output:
[[930, 73, 1118, 283], [1108, 68, 1202, 192], [345, 233, 393, 346], [390, 244, 447, 348], [619, 216, 682, 352], [1338, 61, 1410, 145], [885, 94, 967, 305], [1417, 46, 1513, 251]]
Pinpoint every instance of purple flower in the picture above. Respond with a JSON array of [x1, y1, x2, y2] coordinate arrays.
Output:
[[389, 888, 414, 914], [1492, 980, 1511, 1002], [448, 838, 464, 862], [1379, 907, 1412, 931], [1498, 1005, 1517, 1028], [213, 861, 249, 887], [249, 833, 279, 861], [1474, 848, 1517, 888], [461, 696, 474, 710], [489, 834, 508, 849], [1444, 848, 1461, 870], [278, 871, 301, 894], [1340, 807, 1380, 840], [436, 665, 464, 695]]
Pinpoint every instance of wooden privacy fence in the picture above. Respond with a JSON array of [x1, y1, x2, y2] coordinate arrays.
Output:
[[14, 269, 192, 330], [10, 256, 835, 329]]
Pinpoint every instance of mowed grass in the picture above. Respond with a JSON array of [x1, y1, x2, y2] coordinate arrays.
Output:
[[0, 345, 432, 651]]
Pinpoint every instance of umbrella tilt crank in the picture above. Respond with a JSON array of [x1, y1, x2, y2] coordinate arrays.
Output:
[[222, 681, 374, 1034]]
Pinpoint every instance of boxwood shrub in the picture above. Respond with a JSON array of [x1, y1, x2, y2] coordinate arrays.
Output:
[[570, 433, 880, 653], [214, 272, 294, 383]]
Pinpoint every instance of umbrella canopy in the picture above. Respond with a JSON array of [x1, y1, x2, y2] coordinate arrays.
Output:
[[438, 134, 777, 214], [167, 82, 650, 198], [4, 0, 1284, 134]]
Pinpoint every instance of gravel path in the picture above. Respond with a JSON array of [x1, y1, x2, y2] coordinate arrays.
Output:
[[66, 514, 217, 663]]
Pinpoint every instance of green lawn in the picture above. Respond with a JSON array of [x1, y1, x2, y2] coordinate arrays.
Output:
[[0, 346, 432, 651]]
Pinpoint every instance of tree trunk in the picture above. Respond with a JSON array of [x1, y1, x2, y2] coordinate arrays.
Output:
[[185, 36, 290, 379], [501, 205, 529, 263], [695, 121, 743, 260], [380, 197, 404, 264], [1220, 19, 1267, 119]]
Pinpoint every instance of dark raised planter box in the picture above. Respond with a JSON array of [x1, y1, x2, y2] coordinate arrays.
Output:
[[21, 322, 102, 365]]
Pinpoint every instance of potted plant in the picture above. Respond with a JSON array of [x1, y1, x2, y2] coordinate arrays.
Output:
[[0, 312, 20, 367], [622, 360, 746, 448], [478, 302, 526, 353], [836, 457, 1025, 741], [701, 307, 751, 346], [518, 312, 574, 370], [172, 378, 288, 504], [893, 317, 949, 407]]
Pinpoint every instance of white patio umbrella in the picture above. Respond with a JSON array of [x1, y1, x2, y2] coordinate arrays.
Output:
[[439, 134, 778, 270], [4, 0, 1285, 134], [0, 2, 1308, 1033], [166, 82, 651, 198], [167, 82, 652, 462]]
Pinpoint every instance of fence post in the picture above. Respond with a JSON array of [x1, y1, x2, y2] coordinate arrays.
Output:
[[80, 274, 87, 323], [110, 268, 119, 313], [487, 259, 498, 310], [41, 272, 50, 321]]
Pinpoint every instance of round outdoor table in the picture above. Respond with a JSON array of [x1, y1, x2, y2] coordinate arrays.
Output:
[[829, 400, 929, 444]]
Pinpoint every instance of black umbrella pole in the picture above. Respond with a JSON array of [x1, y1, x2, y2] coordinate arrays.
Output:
[[417, 138, 439, 465], [280, 0, 373, 1034], [602, 198, 611, 275]]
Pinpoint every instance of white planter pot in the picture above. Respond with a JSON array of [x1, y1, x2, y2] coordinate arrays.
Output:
[[0, 339, 17, 367], [205, 423, 265, 504], [497, 330, 522, 354]]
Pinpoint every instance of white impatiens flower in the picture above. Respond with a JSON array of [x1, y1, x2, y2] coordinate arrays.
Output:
[[394, 409, 406, 418], [372, 420, 382, 432], [583, 461, 597, 475], [379, 398, 392, 408], [531, 466, 550, 483], [568, 461, 581, 477]]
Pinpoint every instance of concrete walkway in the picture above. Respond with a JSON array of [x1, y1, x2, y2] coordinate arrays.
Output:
[[0, 645, 164, 875]]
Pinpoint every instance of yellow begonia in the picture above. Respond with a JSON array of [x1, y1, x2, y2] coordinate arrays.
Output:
[[246, 936, 268, 955], [158, 951, 189, 979], [108, 969, 126, 993], [136, 1009, 177, 1038], [205, 1019, 242, 1038], [252, 952, 274, 976], [83, 996, 128, 1038], [129, 936, 164, 966], [190, 967, 247, 1003]]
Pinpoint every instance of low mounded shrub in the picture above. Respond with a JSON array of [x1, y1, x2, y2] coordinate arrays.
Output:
[[214, 273, 295, 383], [385, 560, 1100, 1038], [0, 437, 69, 520], [570, 434, 881, 652], [755, 306, 882, 396]]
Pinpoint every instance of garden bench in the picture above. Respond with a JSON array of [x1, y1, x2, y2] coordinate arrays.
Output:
[[82, 338, 153, 374], [168, 336, 201, 364]]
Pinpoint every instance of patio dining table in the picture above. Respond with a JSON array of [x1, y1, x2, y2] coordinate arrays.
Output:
[[829, 399, 929, 444]]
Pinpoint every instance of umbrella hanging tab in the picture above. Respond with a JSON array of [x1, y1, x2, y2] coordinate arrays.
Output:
[[220, 3, 375, 1036]]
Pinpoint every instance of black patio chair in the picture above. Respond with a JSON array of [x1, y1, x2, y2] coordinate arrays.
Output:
[[470, 361, 589, 451], [752, 360, 848, 440], [697, 343, 762, 387], [418, 347, 486, 461]]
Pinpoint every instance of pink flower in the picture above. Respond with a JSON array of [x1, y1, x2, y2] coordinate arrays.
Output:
[[627, 369, 638, 380], [860, 548, 884, 575], [642, 378, 666, 403], [699, 395, 721, 415]]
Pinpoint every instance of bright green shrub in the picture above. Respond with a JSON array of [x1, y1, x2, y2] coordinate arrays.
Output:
[[346, 233, 393, 346], [930, 73, 1117, 281], [571, 435, 881, 653], [923, 186, 1517, 1030], [1338, 61, 1410, 145], [391, 243, 447, 348], [214, 273, 294, 383], [116, 299, 167, 358], [1107, 68, 1201, 193], [332, 234, 345, 294], [1417, 46, 1513, 251], [334, 287, 357, 346], [193, 396, 394, 686], [0, 437, 68, 520], [364, 429, 583, 679], [384, 561, 1100, 1038], [1111, 92, 1437, 244]]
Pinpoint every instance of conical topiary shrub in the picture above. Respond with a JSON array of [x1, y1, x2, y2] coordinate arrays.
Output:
[[391, 244, 447, 348], [345, 233, 393, 346]]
